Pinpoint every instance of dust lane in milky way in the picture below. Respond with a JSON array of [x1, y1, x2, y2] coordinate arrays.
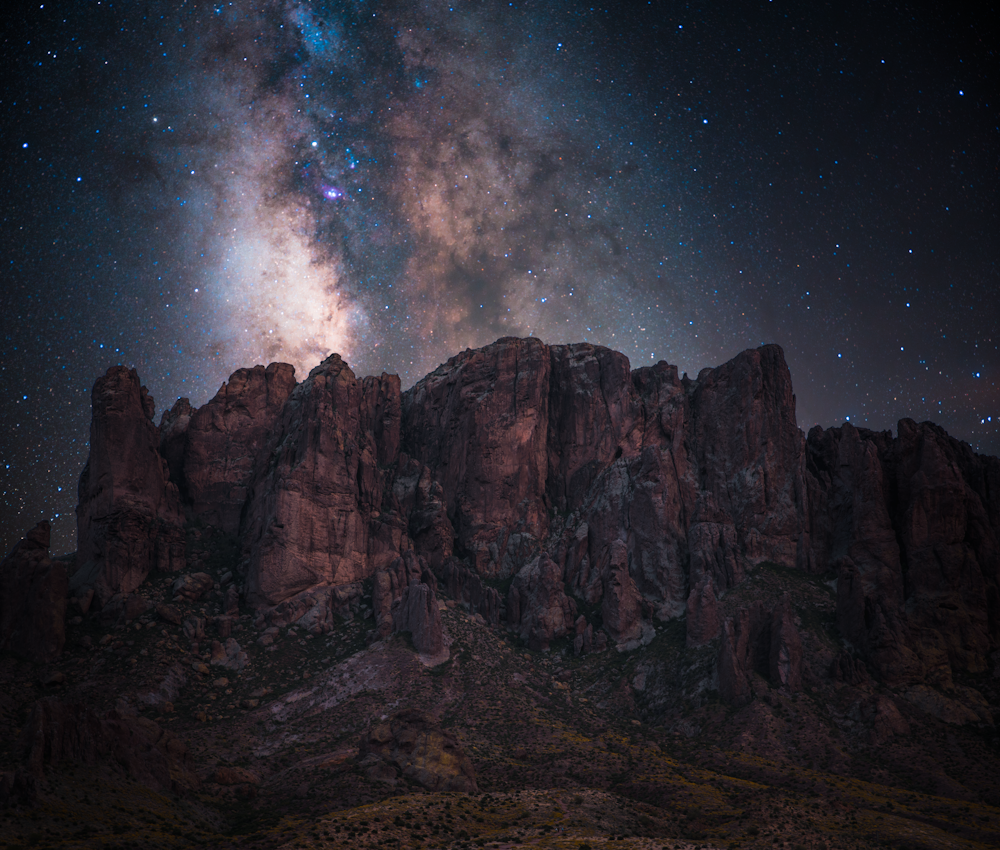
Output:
[[1, 0, 996, 553]]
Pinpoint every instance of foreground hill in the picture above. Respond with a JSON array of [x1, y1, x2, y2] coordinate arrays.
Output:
[[1, 337, 998, 849]]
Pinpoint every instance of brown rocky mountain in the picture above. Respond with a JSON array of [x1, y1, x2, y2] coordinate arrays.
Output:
[[1, 337, 998, 849]]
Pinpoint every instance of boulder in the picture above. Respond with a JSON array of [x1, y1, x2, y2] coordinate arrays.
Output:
[[171, 572, 214, 602], [0, 521, 67, 663], [209, 638, 248, 671], [358, 709, 477, 793]]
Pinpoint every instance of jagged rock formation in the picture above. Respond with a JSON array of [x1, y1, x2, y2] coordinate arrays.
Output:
[[241, 355, 404, 606], [685, 575, 720, 648], [162, 362, 296, 535], [61, 337, 999, 711], [0, 522, 67, 663], [807, 419, 1000, 689], [73, 366, 186, 606], [434, 557, 503, 626], [402, 338, 553, 578], [358, 709, 477, 793], [373, 551, 446, 657], [507, 553, 577, 651]]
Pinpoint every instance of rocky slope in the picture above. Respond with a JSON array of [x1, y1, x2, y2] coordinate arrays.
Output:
[[1, 336, 998, 849]]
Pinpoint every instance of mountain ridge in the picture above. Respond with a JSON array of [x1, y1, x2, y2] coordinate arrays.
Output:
[[1, 336, 998, 849]]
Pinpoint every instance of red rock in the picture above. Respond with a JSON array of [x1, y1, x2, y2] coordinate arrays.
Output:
[[507, 552, 576, 651], [0, 521, 67, 663], [178, 363, 296, 534], [806, 417, 1000, 688], [74, 366, 185, 606], [688, 345, 808, 588], [546, 343, 641, 513], [434, 556, 503, 626], [242, 355, 403, 606], [717, 598, 802, 706], [768, 594, 803, 691], [685, 574, 720, 648], [171, 572, 214, 601], [890, 419, 998, 678], [155, 602, 182, 625], [402, 337, 552, 577], [392, 580, 445, 658], [390, 455, 455, 570], [373, 551, 427, 638], [601, 540, 643, 645]]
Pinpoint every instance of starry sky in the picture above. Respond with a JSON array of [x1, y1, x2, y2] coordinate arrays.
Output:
[[2, 0, 997, 556]]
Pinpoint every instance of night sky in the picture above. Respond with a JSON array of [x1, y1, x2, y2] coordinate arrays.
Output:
[[2, 0, 997, 556]]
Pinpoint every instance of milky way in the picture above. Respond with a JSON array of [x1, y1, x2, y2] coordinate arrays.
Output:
[[2, 0, 997, 553]]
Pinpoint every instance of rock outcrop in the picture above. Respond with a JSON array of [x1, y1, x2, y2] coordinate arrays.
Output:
[[358, 709, 477, 793], [685, 574, 720, 648], [402, 337, 552, 578], [807, 418, 1000, 687], [717, 597, 803, 706], [393, 581, 445, 658], [434, 557, 503, 625], [241, 356, 404, 606], [507, 553, 577, 651], [74, 366, 185, 606], [0, 522, 67, 663], [170, 363, 296, 535], [372, 551, 446, 657]]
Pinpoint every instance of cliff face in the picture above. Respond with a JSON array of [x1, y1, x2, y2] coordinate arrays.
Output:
[[806, 418, 1000, 687], [73, 366, 185, 606], [61, 338, 999, 697]]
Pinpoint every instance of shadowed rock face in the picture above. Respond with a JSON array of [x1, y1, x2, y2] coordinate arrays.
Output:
[[74, 366, 185, 606], [0, 522, 67, 663], [717, 595, 803, 706], [19, 697, 196, 794], [807, 418, 1000, 688], [507, 552, 577, 651], [171, 362, 296, 535]]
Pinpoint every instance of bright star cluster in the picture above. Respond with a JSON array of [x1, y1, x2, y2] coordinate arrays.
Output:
[[1, 0, 997, 554]]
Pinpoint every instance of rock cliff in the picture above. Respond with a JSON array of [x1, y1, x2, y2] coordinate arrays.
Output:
[[61, 338, 998, 708], [74, 366, 185, 606]]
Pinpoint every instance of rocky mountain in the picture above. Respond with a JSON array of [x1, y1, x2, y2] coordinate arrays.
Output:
[[1, 337, 998, 849]]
